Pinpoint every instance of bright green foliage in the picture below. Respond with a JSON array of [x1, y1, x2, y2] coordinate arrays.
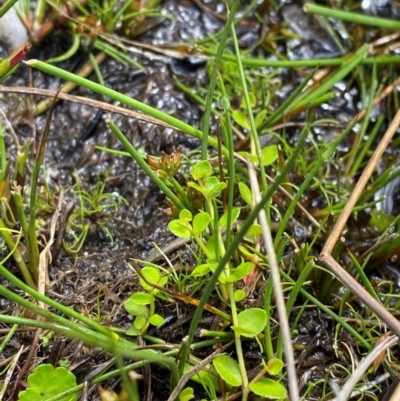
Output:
[[125, 265, 167, 335], [18, 364, 77, 401], [266, 358, 284, 376], [240, 92, 256, 108], [238, 182, 253, 206], [213, 355, 242, 387], [169, 209, 210, 239], [192, 160, 212, 180], [179, 387, 194, 401], [0, 59, 11, 80], [369, 210, 394, 233], [219, 207, 241, 228], [238, 144, 278, 167], [232, 110, 250, 130], [249, 378, 287, 399], [261, 145, 278, 166], [232, 308, 267, 337], [128, 292, 155, 304], [169, 219, 192, 238], [219, 261, 254, 284], [188, 177, 227, 199], [192, 212, 211, 234], [234, 289, 246, 302]]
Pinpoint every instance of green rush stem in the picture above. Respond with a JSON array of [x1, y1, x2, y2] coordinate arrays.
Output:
[[0, 0, 18, 18], [200, 0, 239, 160], [0, 323, 18, 354], [294, 44, 369, 108], [25, 59, 226, 156], [304, 3, 400, 30], [0, 312, 180, 388], [274, 119, 357, 248], [0, 220, 35, 287], [169, 177, 194, 212], [201, 51, 400, 68], [231, 18, 267, 194], [279, 270, 370, 349], [258, 67, 318, 132], [348, 252, 381, 304], [0, 123, 6, 177], [0, 263, 119, 337], [263, 276, 274, 361], [276, 258, 315, 359], [346, 62, 377, 176]]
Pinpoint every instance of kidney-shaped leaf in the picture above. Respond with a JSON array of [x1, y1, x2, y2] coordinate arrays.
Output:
[[267, 358, 284, 376], [213, 355, 242, 387], [232, 308, 267, 338], [192, 212, 210, 234], [249, 378, 287, 399], [18, 364, 77, 401]]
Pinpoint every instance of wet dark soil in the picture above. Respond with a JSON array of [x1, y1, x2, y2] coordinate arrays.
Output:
[[1, 1, 400, 400]]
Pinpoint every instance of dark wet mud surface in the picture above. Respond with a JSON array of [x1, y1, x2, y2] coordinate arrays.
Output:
[[1, 0, 400, 400]]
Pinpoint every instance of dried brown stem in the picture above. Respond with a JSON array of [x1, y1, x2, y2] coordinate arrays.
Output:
[[320, 108, 400, 337]]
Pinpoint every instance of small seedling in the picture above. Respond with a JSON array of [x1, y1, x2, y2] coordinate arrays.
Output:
[[18, 364, 77, 401], [124, 265, 166, 335]]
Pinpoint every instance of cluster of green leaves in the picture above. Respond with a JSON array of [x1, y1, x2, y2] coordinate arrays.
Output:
[[124, 265, 166, 335], [64, 175, 127, 253], [18, 364, 77, 401]]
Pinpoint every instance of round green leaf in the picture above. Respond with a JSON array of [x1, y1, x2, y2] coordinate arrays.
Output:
[[255, 109, 267, 128], [192, 263, 211, 277], [238, 182, 252, 206], [249, 378, 287, 399], [149, 313, 165, 326], [225, 262, 254, 283], [213, 355, 242, 387], [140, 266, 161, 291], [192, 212, 210, 234], [261, 145, 278, 166], [240, 92, 256, 108], [267, 358, 284, 376], [134, 315, 147, 331], [220, 207, 241, 228], [179, 209, 192, 223], [129, 292, 154, 305], [169, 220, 191, 238], [232, 110, 250, 130], [232, 308, 267, 338], [192, 160, 212, 180], [18, 364, 77, 401], [124, 299, 148, 316], [234, 289, 246, 302], [179, 387, 194, 401]]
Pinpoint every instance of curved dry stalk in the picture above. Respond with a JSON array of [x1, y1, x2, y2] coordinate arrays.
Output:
[[320, 108, 400, 337], [0, 86, 174, 128], [247, 161, 299, 401], [334, 335, 398, 400]]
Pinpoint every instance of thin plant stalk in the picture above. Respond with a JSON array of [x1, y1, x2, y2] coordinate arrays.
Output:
[[294, 44, 369, 108], [201, 50, 400, 68], [0, 220, 35, 287], [27, 88, 61, 279], [200, 0, 240, 160], [304, 3, 400, 30], [0, 0, 19, 18], [247, 162, 299, 401], [274, 119, 357, 247]]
